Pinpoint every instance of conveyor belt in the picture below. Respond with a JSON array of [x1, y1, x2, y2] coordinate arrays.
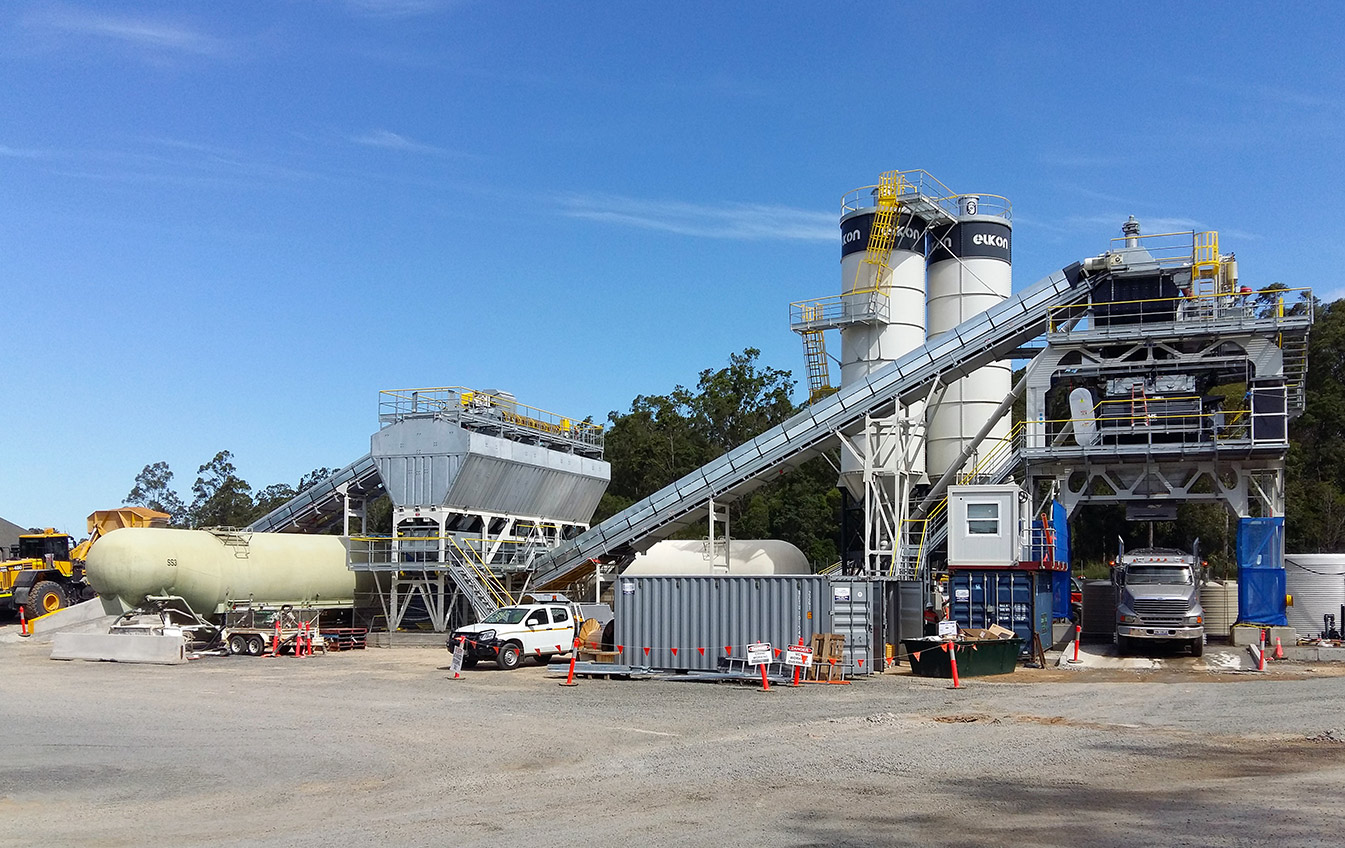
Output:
[[532, 263, 1092, 588], [248, 453, 384, 534]]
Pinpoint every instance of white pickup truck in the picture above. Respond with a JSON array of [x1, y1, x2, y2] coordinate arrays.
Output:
[[447, 594, 610, 670]]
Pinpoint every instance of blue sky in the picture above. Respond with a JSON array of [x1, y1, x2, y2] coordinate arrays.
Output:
[[3, 1, 1341, 533]]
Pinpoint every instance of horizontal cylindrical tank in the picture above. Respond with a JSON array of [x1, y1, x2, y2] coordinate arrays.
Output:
[[623, 539, 810, 576], [926, 202, 1012, 479], [1285, 554, 1345, 638], [87, 528, 357, 616]]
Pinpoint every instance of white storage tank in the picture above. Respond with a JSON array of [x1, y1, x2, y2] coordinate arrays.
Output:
[[837, 197, 929, 493], [1199, 579, 1239, 639], [925, 195, 1013, 479], [623, 539, 811, 576], [1285, 554, 1345, 639], [87, 527, 359, 616]]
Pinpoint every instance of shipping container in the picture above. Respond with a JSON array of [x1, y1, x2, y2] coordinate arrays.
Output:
[[948, 569, 1052, 655], [612, 575, 875, 675]]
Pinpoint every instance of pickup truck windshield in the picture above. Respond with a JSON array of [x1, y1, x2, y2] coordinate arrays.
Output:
[[481, 608, 529, 624], [1126, 565, 1193, 585]]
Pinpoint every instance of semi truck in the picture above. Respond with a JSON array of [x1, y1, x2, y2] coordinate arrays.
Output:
[[1112, 542, 1205, 657]]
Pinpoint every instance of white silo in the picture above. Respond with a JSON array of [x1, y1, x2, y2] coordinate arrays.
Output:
[[837, 197, 929, 496], [924, 195, 1013, 479]]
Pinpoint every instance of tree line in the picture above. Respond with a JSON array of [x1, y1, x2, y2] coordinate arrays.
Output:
[[125, 451, 335, 529]]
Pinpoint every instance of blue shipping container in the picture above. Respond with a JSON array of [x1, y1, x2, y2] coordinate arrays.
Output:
[[949, 570, 1053, 655]]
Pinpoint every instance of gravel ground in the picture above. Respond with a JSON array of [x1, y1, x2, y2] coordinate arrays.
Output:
[[3, 635, 1344, 848]]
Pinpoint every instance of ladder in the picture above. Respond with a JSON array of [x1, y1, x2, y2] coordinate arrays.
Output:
[[800, 304, 833, 403], [1192, 231, 1221, 296], [1281, 334, 1309, 415], [1130, 384, 1150, 427], [852, 170, 907, 295]]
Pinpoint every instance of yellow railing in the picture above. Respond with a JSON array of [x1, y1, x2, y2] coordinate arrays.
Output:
[[379, 386, 604, 444], [349, 534, 516, 609], [446, 536, 516, 609], [849, 170, 908, 296]]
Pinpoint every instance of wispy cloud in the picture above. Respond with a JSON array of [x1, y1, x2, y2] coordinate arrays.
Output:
[[30, 7, 228, 57], [350, 129, 458, 156], [555, 193, 835, 242], [0, 144, 48, 159]]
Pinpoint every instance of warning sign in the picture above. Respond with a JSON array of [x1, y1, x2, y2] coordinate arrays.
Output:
[[783, 645, 813, 667], [450, 641, 465, 674], [746, 642, 773, 666]]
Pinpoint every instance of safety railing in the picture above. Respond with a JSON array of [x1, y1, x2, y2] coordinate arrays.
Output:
[[1047, 287, 1314, 336], [841, 172, 1012, 222], [1106, 230, 1200, 267], [379, 386, 605, 451], [347, 534, 516, 611], [789, 292, 890, 329]]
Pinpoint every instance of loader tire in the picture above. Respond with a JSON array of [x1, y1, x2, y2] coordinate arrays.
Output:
[[26, 581, 66, 620]]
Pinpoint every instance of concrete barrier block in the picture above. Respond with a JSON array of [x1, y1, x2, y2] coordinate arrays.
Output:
[[51, 633, 187, 665]]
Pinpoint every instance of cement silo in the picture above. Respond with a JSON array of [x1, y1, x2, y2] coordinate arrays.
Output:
[[925, 195, 1014, 478], [837, 192, 930, 495]]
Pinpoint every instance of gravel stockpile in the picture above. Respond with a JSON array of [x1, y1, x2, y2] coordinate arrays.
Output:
[[3, 638, 1344, 847]]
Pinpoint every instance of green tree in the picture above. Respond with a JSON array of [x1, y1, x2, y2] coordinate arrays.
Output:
[[190, 450, 255, 528], [125, 461, 188, 526], [598, 348, 839, 568]]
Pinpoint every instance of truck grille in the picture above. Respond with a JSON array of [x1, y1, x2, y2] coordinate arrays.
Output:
[[1133, 598, 1188, 625]]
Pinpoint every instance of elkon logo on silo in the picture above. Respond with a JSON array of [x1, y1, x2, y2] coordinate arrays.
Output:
[[971, 232, 1010, 250]]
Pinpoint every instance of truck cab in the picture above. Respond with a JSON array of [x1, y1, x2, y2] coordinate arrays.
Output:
[[1112, 545, 1204, 657], [448, 594, 601, 670]]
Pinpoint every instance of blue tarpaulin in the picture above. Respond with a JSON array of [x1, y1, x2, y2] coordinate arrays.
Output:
[[1052, 570, 1072, 620], [1237, 517, 1287, 625]]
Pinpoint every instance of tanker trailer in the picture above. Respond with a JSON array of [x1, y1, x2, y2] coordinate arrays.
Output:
[[85, 527, 361, 618]]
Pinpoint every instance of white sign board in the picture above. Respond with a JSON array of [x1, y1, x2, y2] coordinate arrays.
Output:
[[783, 645, 813, 667], [450, 642, 465, 674], [834, 585, 851, 602], [621, 582, 636, 595], [938, 620, 958, 640], [745, 642, 773, 666]]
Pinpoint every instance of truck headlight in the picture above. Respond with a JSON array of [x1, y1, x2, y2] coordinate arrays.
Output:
[[1188, 616, 1202, 626], [1120, 614, 1138, 624], [476, 629, 496, 641]]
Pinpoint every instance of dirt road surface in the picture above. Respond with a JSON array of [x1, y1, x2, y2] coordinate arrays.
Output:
[[3, 638, 1344, 847]]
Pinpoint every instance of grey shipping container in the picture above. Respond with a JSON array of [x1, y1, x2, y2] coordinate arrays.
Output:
[[613, 576, 874, 675]]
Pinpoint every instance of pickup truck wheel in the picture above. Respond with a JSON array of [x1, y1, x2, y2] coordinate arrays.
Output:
[[25, 581, 66, 620], [1115, 635, 1131, 656], [535, 652, 552, 666], [228, 634, 249, 655], [1190, 637, 1204, 658], [497, 643, 522, 670], [245, 634, 266, 656]]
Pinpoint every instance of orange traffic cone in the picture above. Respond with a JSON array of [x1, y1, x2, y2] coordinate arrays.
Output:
[[1274, 636, 1285, 660]]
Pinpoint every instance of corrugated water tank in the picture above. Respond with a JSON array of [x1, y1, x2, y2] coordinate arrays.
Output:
[[1285, 554, 1345, 638], [1200, 580, 1239, 639]]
